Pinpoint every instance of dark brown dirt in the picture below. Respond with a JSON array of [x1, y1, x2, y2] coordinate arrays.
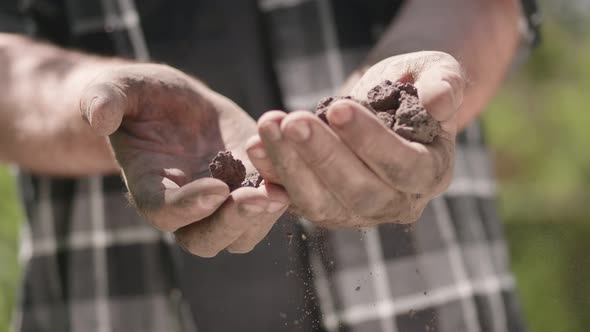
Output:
[[376, 112, 395, 129], [367, 80, 418, 112], [314, 80, 441, 144], [209, 152, 263, 190], [392, 91, 441, 144], [209, 151, 247, 191], [314, 96, 375, 124]]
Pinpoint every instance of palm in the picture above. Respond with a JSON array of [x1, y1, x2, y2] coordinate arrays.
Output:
[[111, 80, 225, 188], [81, 64, 289, 255], [82, 64, 256, 218]]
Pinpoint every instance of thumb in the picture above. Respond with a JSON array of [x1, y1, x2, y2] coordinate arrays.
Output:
[[80, 81, 128, 136], [413, 63, 465, 122]]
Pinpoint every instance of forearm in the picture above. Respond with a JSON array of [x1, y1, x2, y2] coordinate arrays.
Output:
[[0, 33, 126, 175], [362, 0, 521, 129]]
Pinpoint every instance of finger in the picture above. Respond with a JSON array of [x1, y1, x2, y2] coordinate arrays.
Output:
[[257, 111, 346, 223], [226, 183, 289, 253], [327, 100, 454, 194], [245, 135, 281, 184], [414, 61, 465, 123], [128, 175, 230, 232], [280, 111, 399, 217], [174, 186, 287, 257], [80, 81, 128, 136]]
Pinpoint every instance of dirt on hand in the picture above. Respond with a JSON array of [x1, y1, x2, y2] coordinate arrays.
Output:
[[209, 151, 246, 191], [392, 91, 441, 144], [209, 151, 263, 191], [367, 80, 418, 112], [315, 96, 375, 125], [210, 81, 441, 191], [314, 80, 441, 144]]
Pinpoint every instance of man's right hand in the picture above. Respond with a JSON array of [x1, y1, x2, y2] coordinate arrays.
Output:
[[80, 64, 289, 257]]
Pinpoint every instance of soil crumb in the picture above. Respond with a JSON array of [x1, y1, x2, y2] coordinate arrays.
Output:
[[314, 80, 441, 144], [209, 151, 247, 191]]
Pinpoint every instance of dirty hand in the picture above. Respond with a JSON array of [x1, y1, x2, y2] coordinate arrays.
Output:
[[246, 51, 464, 228], [80, 64, 289, 256]]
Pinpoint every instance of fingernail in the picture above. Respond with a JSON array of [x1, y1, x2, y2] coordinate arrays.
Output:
[[285, 120, 311, 142], [249, 147, 267, 159], [199, 194, 227, 209], [240, 203, 266, 216], [262, 122, 282, 141], [329, 103, 354, 126], [266, 201, 286, 213]]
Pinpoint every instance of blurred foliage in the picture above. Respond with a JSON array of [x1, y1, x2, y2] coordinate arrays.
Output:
[[0, 168, 21, 332], [484, 14, 590, 222], [483, 2, 590, 331], [508, 223, 590, 332]]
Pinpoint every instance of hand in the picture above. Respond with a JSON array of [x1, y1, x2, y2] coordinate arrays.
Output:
[[80, 64, 289, 256], [245, 51, 464, 228]]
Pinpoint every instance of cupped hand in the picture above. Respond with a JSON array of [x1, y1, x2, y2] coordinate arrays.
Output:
[[80, 64, 288, 256], [246, 51, 464, 228]]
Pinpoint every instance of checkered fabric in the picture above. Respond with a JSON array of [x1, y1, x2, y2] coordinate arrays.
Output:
[[2, 0, 539, 331]]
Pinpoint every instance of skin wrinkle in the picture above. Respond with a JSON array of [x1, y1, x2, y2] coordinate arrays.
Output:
[[344, 184, 389, 216]]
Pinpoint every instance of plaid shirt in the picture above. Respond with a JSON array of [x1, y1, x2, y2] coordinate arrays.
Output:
[[3, 0, 539, 331]]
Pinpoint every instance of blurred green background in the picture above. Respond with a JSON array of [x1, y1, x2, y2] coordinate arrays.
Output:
[[481, 1, 590, 331], [1, 1, 590, 331]]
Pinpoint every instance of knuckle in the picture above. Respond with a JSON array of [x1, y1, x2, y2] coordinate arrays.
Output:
[[151, 219, 177, 233], [174, 228, 220, 258], [142, 209, 177, 232], [304, 146, 338, 170]]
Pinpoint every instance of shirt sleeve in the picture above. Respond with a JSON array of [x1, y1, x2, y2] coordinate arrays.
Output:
[[0, 0, 27, 33]]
